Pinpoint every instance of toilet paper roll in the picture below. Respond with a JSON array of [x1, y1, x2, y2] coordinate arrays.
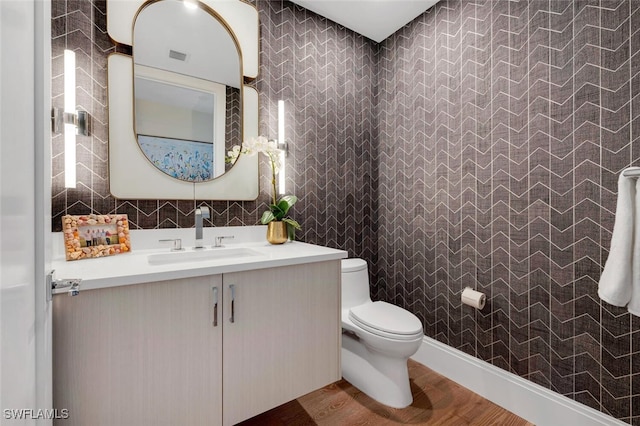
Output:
[[461, 287, 486, 309]]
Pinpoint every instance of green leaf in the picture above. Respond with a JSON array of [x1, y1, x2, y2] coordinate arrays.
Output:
[[269, 204, 285, 220], [282, 217, 301, 230], [274, 195, 296, 215], [279, 195, 298, 206], [276, 200, 290, 216], [260, 211, 275, 224]]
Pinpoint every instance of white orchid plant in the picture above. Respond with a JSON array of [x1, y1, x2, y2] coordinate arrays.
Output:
[[226, 136, 301, 239]]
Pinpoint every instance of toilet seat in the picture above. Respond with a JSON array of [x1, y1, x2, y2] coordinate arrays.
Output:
[[349, 301, 423, 341]]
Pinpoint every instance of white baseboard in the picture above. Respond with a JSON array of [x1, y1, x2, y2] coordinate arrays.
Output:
[[411, 336, 626, 426]]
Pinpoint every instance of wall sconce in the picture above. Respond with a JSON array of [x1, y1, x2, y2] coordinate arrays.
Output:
[[51, 49, 89, 188], [277, 100, 288, 195]]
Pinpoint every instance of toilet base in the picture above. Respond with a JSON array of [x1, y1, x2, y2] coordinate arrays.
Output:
[[341, 332, 416, 409]]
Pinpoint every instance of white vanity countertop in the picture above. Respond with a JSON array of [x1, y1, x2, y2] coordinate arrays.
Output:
[[51, 226, 348, 292]]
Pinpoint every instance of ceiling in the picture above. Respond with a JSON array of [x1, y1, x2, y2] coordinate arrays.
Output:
[[289, 0, 440, 43]]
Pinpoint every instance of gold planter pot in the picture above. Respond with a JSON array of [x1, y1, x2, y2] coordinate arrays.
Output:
[[266, 221, 288, 244]]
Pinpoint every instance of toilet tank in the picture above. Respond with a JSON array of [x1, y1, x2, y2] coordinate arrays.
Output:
[[341, 258, 372, 309]]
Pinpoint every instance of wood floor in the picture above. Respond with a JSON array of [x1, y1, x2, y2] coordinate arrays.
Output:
[[240, 359, 534, 426]]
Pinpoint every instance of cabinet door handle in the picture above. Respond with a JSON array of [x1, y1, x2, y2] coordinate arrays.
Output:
[[229, 284, 235, 323], [212, 286, 219, 327]]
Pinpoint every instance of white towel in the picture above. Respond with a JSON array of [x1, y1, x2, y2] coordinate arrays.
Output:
[[598, 168, 640, 307], [628, 178, 640, 315]]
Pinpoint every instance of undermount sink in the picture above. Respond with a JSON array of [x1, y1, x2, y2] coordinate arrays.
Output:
[[148, 247, 262, 265]]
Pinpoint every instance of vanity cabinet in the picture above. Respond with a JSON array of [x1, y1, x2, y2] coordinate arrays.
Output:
[[53, 261, 341, 426], [222, 264, 341, 425], [53, 275, 223, 425]]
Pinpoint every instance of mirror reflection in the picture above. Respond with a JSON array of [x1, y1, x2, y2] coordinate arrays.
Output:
[[133, 0, 242, 182]]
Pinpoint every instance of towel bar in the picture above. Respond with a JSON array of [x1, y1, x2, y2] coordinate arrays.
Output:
[[622, 168, 640, 178]]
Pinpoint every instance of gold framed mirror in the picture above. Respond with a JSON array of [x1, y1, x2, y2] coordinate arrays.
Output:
[[133, 0, 242, 181], [106, 0, 259, 200]]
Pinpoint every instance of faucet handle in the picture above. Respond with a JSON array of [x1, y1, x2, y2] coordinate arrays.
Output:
[[159, 238, 183, 251], [213, 235, 234, 248]]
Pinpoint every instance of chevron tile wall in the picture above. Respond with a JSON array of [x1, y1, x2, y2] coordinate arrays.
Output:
[[253, 1, 379, 264], [379, 0, 640, 422], [52, 0, 639, 423]]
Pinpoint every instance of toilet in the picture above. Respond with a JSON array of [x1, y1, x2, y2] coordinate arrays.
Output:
[[341, 258, 424, 408]]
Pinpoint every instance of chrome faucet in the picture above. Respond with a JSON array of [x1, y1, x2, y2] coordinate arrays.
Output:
[[194, 206, 210, 249]]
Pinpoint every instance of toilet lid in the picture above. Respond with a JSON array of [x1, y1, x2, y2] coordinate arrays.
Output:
[[349, 301, 423, 336]]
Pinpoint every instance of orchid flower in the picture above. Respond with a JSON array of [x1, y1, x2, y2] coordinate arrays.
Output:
[[225, 136, 301, 238]]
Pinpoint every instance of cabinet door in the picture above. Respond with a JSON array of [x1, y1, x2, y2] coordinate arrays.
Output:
[[53, 276, 223, 426], [222, 261, 341, 425]]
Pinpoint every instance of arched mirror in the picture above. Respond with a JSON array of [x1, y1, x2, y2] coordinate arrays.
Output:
[[133, 0, 242, 181], [107, 0, 259, 200]]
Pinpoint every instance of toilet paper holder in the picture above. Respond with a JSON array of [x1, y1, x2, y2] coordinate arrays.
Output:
[[461, 287, 486, 310]]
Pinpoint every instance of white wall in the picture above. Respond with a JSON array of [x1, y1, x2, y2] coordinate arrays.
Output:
[[34, 0, 53, 417], [136, 98, 214, 142]]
